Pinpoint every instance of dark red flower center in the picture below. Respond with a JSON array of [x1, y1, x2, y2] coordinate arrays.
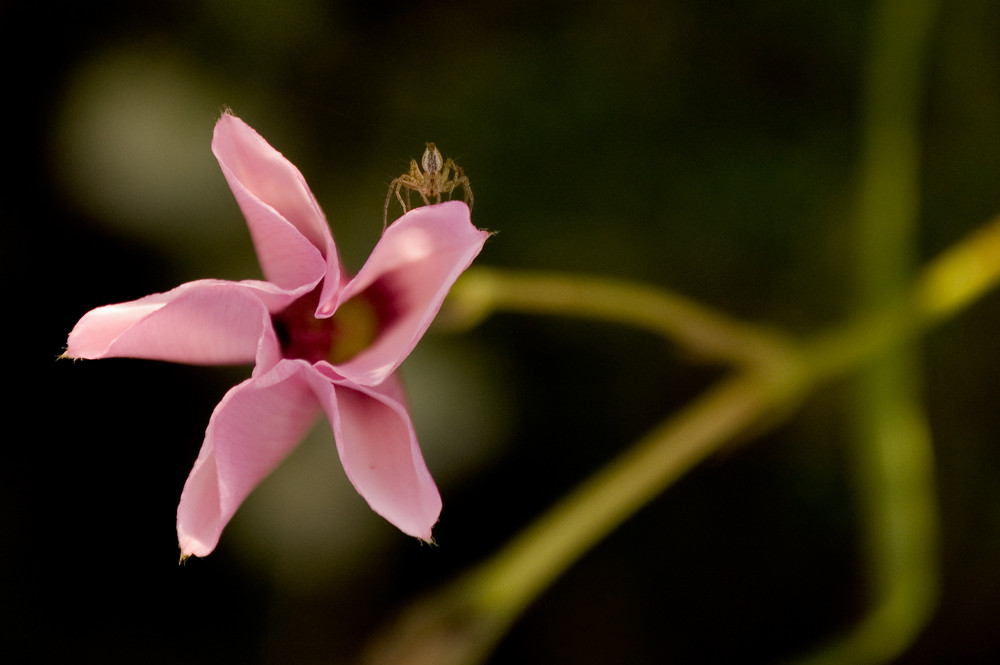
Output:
[[272, 286, 383, 365]]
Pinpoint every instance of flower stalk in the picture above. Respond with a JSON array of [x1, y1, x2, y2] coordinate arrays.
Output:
[[444, 267, 793, 369], [365, 208, 1000, 665]]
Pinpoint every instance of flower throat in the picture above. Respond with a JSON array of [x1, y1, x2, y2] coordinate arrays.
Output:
[[273, 288, 380, 365]]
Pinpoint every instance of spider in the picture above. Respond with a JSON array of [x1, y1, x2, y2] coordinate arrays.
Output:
[[383, 143, 474, 228]]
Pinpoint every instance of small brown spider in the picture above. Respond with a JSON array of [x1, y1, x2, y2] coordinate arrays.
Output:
[[383, 143, 474, 228]]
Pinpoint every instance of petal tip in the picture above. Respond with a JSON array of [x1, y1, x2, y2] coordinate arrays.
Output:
[[177, 532, 216, 560]]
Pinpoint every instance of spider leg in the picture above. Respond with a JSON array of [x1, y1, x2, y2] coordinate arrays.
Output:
[[384, 179, 400, 230], [452, 165, 474, 209], [438, 161, 453, 200], [384, 177, 417, 229], [396, 185, 409, 214], [464, 177, 474, 208]]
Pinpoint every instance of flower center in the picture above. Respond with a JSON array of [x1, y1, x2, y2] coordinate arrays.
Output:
[[273, 288, 380, 365]]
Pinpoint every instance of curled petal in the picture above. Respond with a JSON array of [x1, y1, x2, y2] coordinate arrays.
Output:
[[177, 360, 320, 557], [65, 280, 278, 366], [333, 201, 490, 385], [213, 113, 340, 300], [308, 372, 441, 540]]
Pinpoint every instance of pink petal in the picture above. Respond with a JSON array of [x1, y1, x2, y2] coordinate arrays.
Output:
[[332, 201, 489, 385], [307, 371, 441, 540], [65, 280, 280, 366], [177, 360, 321, 557], [213, 113, 340, 302]]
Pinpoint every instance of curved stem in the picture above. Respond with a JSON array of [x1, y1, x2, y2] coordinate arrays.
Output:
[[465, 368, 800, 622], [446, 268, 793, 367], [364, 209, 1000, 665], [364, 368, 805, 665]]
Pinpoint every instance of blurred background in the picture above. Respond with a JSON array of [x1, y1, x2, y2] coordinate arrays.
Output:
[[7, 0, 1000, 663]]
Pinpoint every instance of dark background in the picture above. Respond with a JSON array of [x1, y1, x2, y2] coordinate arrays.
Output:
[[7, 1, 1000, 663]]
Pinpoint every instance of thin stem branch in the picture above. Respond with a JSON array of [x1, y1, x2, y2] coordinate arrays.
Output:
[[363, 370, 803, 665], [465, 367, 801, 621], [364, 209, 1000, 665], [446, 268, 793, 367]]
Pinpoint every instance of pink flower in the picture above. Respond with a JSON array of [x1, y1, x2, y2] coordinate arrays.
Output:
[[65, 113, 489, 558]]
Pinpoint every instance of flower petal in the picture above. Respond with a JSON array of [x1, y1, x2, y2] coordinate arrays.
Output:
[[177, 360, 321, 557], [213, 113, 340, 300], [331, 201, 489, 385], [307, 372, 441, 540], [65, 280, 280, 366]]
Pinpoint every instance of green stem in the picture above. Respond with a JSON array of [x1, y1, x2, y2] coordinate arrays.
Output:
[[788, 2, 942, 662], [467, 368, 800, 621], [445, 268, 793, 368], [364, 369, 805, 665], [363, 211, 1000, 665], [801, 213, 1000, 380]]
